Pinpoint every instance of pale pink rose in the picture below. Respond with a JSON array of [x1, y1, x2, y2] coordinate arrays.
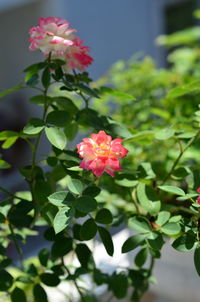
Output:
[[29, 17, 93, 72], [77, 130, 129, 177], [51, 37, 93, 72], [29, 17, 75, 55], [63, 37, 93, 72]]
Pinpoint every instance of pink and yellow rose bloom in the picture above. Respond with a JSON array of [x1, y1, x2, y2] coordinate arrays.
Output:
[[77, 130, 129, 177]]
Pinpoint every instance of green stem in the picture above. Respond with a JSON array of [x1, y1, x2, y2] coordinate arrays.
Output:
[[0, 186, 27, 202], [29, 89, 49, 227], [9, 223, 24, 269], [169, 205, 196, 215], [61, 258, 86, 302], [72, 69, 90, 108], [162, 129, 200, 184], [147, 256, 155, 277]]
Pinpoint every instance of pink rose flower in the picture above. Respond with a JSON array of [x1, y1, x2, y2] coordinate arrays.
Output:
[[196, 188, 200, 204], [77, 130, 129, 177], [29, 17, 75, 55], [197, 196, 200, 205], [29, 17, 93, 72]]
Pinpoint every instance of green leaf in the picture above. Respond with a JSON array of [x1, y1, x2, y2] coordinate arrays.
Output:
[[0, 83, 23, 99], [161, 222, 181, 235], [147, 233, 165, 250], [115, 174, 138, 187], [95, 208, 113, 224], [176, 193, 198, 201], [34, 179, 51, 206], [47, 156, 58, 167], [135, 248, 147, 267], [23, 118, 45, 135], [0, 130, 19, 140], [155, 128, 175, 140], [0, 258, 11, 269], [51, 238, 73, 258], [46, 110, 70, 126], [137, 183, 161, 215], [168, 215, 182, 223], [8, 201, 33, 227], [109, 122, 132, 138], [176, 132, 196, 139], [16, 276, 32, 284], [122, 234, 148, 253], [128, 216, 152, 233], [0, 159, 11, 169], [124, 130, 155, 143], [29, 95, 53, 106], [80, 218, 97, 240], [155, 211, 171, 226], [68, 179, 83, 195], [33, 284, 48, 302], [110, 272, 128, 299], [53, 207, 74, 234], [42, 204, 57, 225], [75, 244, 92, 268], [45, 126, 67, 150], [25, 73, 39, 86], [64, 121, 78, 141], [158, 185, 185, 196], [53, 97, 78, 117], [167, 80, 200, 98], [42, 67, 51, 88], [26, 263, 38, 277], [172, 233, 196, 252], [2, 137, 18, 149], [75, 196, 97, 213], [82, 185, 101, 197], [98, 226, 114, 256], [0, 269, 13, 291], [74, 83, 99, 98], [0, 130, 19, 149], [40, 273, 60, 287], [11, 287, 27, 302], [194, 246, 200, 276], [137, 162, 156, 180], [38, 248, 50, 267], [24, 62, 46, 73], [100, 87, 135, 100], [115, 178, 138, 187], [172, 166, 191, 179], [48, 191, 73, 207]]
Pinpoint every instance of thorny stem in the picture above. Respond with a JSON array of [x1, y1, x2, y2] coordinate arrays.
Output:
[[61, 257, 86, 302], [162, 129, 200, 185], [8, 223, 24, 269]]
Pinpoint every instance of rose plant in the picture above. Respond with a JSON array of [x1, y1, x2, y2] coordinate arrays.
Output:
[[0, 15, 200, 302]]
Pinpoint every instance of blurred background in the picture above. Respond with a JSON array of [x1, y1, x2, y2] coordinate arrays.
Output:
[[1, 1, 200, 301]]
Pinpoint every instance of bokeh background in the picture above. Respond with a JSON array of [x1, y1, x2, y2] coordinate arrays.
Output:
[[1, 1, 200, 301]]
